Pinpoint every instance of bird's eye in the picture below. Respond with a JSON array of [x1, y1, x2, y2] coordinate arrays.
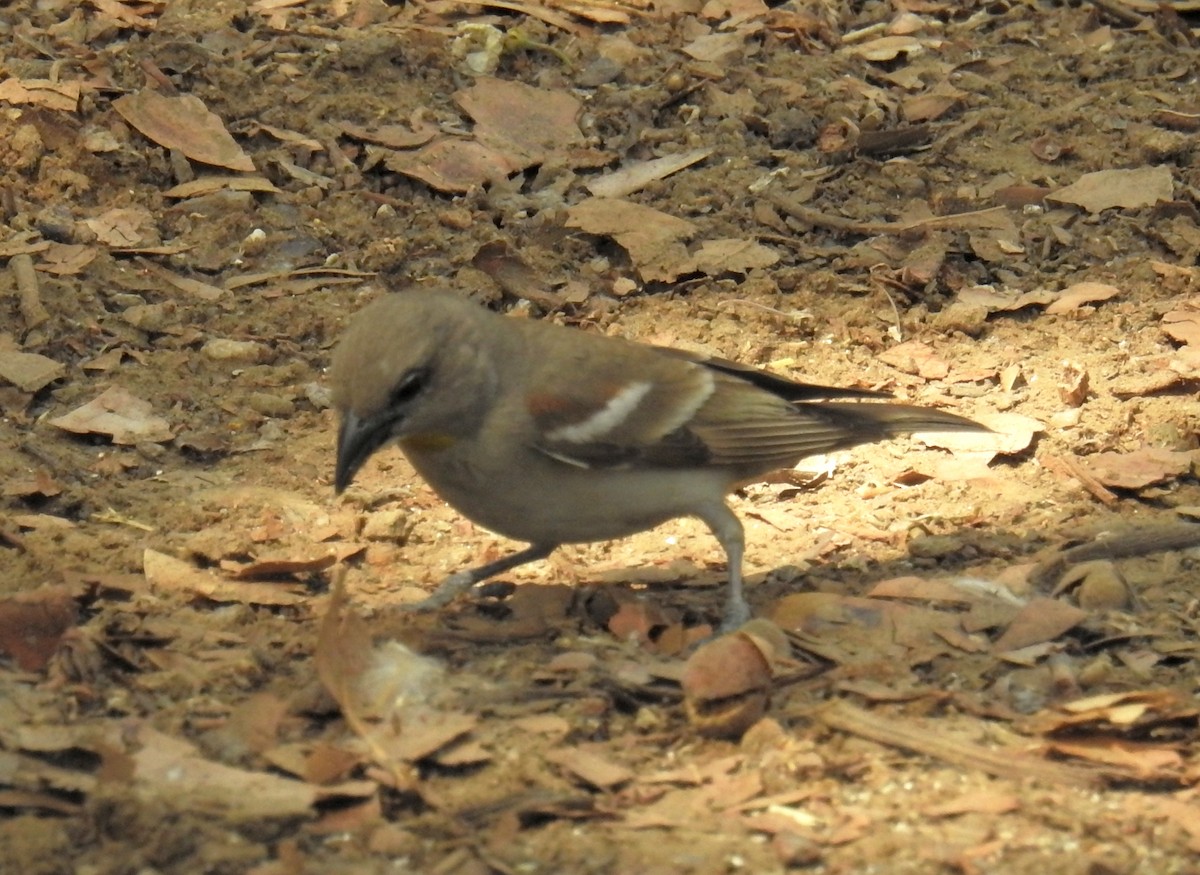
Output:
[[388, 367, 429, 408]]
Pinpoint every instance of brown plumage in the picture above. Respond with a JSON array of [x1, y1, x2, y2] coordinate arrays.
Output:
[[332, 291, 988, 630]]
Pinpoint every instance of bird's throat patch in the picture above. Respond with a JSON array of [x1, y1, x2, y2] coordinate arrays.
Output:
[[400, 433, 456, 453]]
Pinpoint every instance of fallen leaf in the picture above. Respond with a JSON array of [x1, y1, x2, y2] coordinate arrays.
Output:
[[842, 35, 927, 61], [1077, 447, 1197, 490], [383, 138, 518, 193], [38, 243, 98, 276], [0, 587, 79, 671], [128, 726, 371, 822], [1161, 299, 1200, 346], [923, 790, 1021, 818], [0, 78, 81, 112], [866, 576, 979, 605], [49, 387, 174, 444], [686, 238, 780, 275], [456, 77, 584, 163], [82, 206, 158, 248], [113, 90, 255, 172], [224, 552, 337, 579], [922, 412, 1042, 459], [1047, 166, 1174, 214], [991, 597, 1086, 653], [338, 120, 437, 149], [587, 147, 713, 199], [143, 549, 306, 605], [956, 285, 1058, 313], [0, 349, 65, 392], [682, 31, 748, 63], [1043, 738, 1183, 779], [546, 746, 635, 789], [566, 198, 698, 282], [1045, 281, 1121, 315], [162, 176, 281, 198], [878, 340, 950, 379]]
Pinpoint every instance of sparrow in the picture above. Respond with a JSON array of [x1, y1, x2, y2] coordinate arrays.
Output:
[[331, 291, 987, 630]]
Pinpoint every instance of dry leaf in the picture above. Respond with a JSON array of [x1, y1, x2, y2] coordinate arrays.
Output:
[[383, 138, 518, 194], [0, 349, 65, 392], [991, 597, 1086, 653], [866, 576, 979, 605], [546, 747, 635, 789], [49, 387, 174, 444], [113, 90, 255, 172], [1045, 281, 1121, 315], [566, 198, 698, 282], [163, 176, 281, 198], [1077, 448, 1197, 490], [1047, 166, 1174, 214], [456, 77, 584, 162], [923, 791, 1021, 818], [143, 549, 307, 605], [128, 726, 355, 822], [0, 587, 79, 671], [956, 286, 1058, 313], [0, 78, 81, 112], [878, 340, 950, 380], [1161, 299, 1200, 346], [686, 238, 780, 275], [586, 147, 713, 198], [842, 35, 927, 61]]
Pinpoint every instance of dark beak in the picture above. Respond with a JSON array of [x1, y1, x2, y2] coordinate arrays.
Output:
[[334, 410, 391, 494]]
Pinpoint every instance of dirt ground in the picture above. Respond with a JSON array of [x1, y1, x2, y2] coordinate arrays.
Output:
[[3, 0, 1200, 872]]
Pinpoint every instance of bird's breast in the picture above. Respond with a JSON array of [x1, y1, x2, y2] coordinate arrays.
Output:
[[401, 437, 736, 545]]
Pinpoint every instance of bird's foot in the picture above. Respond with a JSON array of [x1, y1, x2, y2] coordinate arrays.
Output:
[[404, 570, 477, 613], [717, 595, 752, 635]]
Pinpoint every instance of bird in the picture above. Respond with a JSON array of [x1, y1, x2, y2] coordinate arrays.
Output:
[[330, 291, 988, 631]]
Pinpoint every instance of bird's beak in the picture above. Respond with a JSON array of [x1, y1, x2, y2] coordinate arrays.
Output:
[[334, 410, 391, 494]]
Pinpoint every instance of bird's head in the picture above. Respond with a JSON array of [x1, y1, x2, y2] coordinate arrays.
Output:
[[330, 293, 497, 493]]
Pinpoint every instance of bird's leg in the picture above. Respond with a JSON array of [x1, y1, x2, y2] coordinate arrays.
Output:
[[694, 501, 751, 632], [407, 542, 558, 612]]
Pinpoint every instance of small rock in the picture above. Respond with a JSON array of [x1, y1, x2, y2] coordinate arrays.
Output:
[[361, 508, 410, 542], [577, 56, 622, 87], [245, 392, 295, 418], [122, 302, 174, 332], [772, 831, 822, 868], [203, 339, 267, 363], [437, 207, 473, 230], [906, 533, 966, 560], [933, 301, 990, 336], [1060, 561, 1131, 611], [1049, 408, 1082, 428], [303, 381, 333, 409]]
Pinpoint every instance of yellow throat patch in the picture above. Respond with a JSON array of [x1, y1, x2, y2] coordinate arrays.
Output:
[[400, 433, 456, 453]]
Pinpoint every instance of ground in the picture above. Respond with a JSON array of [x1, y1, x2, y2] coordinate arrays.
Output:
[[2, 0, 1200, 872]]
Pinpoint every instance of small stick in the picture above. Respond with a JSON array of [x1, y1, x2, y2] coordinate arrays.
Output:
[[1039, 452, 1119, 506], [819, 699, 1103, 789], [1030, 522, 1200, 589], [12, 253, 49, 329]]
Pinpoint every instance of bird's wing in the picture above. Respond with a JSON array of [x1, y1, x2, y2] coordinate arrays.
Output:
[[525, 348, 717, 469], [651, 345, 891, 402], [524, 338, 985, 472]]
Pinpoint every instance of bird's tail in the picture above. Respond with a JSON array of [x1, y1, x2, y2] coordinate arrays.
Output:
[[808, 401, 989, 451]]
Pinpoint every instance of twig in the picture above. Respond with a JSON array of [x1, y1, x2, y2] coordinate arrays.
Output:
[[92, 507, 156, 532], [818, 699, 1103, 789], [1086, 0, 1149, 26], [11, 253, 49, 330], [1029, 522, 1200, 589], [766, 194, 1010, 239], [1039, 452, 1119, 506]]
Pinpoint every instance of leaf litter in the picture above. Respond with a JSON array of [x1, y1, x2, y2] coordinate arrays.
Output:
[[2, 1, 1200, 873]]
